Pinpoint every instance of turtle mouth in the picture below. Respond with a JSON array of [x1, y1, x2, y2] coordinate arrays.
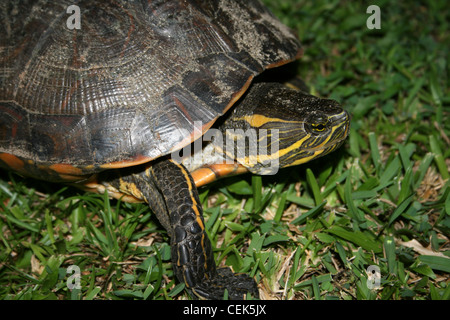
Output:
[[317, 135, 347, 152]]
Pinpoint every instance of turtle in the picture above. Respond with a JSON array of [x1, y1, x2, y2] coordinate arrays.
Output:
[[0, 0, 350, 299]]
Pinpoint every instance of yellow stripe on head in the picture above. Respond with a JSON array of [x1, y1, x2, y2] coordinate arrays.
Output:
[[237, 114, 302, 128]]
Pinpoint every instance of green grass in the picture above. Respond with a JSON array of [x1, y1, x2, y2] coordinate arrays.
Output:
[[1, 0, 449, 300]]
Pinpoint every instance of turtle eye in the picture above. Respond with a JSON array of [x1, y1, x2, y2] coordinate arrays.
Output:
[[306, 116, 328, 134], [310, 122, 327, 132]]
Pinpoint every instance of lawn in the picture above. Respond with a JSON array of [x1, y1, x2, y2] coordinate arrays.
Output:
[[0, 0, 449, 300]]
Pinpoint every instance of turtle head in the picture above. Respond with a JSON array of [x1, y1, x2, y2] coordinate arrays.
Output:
[[217, 82, 350, 174]]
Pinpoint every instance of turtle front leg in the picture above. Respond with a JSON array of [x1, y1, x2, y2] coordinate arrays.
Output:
[[101, 159, 259, 299], [148, 159, 259, 299]]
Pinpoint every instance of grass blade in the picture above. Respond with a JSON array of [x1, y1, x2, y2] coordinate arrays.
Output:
[[387, 194, 415, 226], [418, 255, 450, 273], [306, 168, 322, 205]]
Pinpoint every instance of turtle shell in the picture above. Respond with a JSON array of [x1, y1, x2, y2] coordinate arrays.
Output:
[[0, 0, 301, 180]]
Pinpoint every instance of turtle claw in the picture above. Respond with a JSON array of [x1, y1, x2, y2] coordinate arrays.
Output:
[[192, 268, 259, 300]]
